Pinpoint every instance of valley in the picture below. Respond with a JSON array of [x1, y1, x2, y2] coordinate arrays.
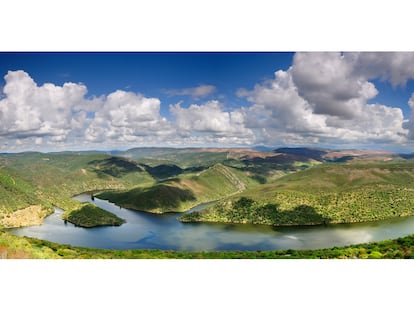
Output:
[[2, 146, 414, 258]]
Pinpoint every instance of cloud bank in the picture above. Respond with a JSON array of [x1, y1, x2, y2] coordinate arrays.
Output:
[[238, 52, 408, 146], [2, 52, 414, 152]]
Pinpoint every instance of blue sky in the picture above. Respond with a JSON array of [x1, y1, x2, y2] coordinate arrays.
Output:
[[1, 52, 414, 152], [0, 52, 294, 116]]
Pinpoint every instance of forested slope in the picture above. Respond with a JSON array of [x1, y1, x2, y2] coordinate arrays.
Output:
[[181, 162, 414, 225]]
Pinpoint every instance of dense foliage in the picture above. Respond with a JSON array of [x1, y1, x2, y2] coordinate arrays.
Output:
[[181, 162, 414, 225], [64, 203, 125, 227]]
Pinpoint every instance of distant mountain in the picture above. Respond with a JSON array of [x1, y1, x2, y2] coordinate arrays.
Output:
[[274, 147, 399, 163], [274, 147, 328, 161], [252, 146, 275, 152], [399, 153, 414, 159]]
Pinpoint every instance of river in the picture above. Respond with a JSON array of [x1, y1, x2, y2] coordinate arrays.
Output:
[[9, 193, 414, 251]]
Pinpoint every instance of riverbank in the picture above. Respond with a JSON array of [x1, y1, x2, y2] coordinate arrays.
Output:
[[180, 185, 414, 226], [1, 230, 413, 259], [0, 205, 53, 229]]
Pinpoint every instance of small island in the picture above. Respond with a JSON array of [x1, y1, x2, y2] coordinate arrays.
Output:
[[63, 203, 125, 228]]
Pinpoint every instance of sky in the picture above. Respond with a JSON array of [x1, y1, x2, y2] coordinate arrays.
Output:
[[1, 52, 414, 153]]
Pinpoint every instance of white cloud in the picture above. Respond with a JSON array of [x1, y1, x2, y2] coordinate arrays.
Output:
[[2, 54, 414, 153], [85, 90, 174, 143], [165, 84, 216, 98], [0, 71, 177, 150], [291, 52, 379, 119], [403, 93, 414, 139], [170, 100, 254, 144], [0, 70, 90, 141], [239, 63, 408, 147], [346, 52, 414, 86]]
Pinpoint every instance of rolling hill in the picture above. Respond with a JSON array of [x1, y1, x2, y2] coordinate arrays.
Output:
[[180, 161, 414, 225], [96, 163, 248, 213], [0, 152, 155, 227], [1, 146, 412, 229]]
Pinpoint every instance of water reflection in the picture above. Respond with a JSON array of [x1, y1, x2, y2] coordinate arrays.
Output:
[[9, 193, 414, 251]]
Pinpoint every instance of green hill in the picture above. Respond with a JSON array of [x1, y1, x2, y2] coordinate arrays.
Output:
[[181, 162, 414, 225], [0, 169, 53, 227], [2, 148, 412, 229], [121, 147, 321, 182], [0, 153, 155, 227], [97, 163, 247, 213]]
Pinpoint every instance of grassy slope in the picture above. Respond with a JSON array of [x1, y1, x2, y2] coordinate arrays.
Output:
[[0, 169, 51, 212], [0, 153, 155, 227], [97, 164, 249, 213], [0, 167, 54, 225], [181, 162, 414, 225], [1, 230, 413, 258]]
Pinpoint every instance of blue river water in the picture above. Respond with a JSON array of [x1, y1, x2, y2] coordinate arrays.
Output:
[[10, 194, 414, 251]]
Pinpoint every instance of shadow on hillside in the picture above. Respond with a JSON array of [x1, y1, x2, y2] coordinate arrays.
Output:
[[140, 163, 208, 180], [274, 148, 328, 161], [99, 184, 197, 211], [141, 184, 197, 209], [275, 204, 331, 225], [231, 197, 331, 225], [140, 164, 183, 180], [88, 157, 143, 177]]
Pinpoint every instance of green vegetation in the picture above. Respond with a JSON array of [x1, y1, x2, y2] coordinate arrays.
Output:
[[0, 169, 51, 213], [180, 197, 329, 225], [98, 184, 197, 213], [1, 230, 414, 259], [2, 147, 414, 234], [97, 164, 247, 213], [63, 203, 125, 227], [0, 152, 154, 227], [181, 162, 414, 225]]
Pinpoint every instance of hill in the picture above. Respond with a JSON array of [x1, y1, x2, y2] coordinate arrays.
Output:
[[274, 147, 399, 162], [0, 153, 155, 228], [1, 146, 411, 229], [97, 163, 247, 213], [180, 162, 414, 225], [121, 147, 323, 183]]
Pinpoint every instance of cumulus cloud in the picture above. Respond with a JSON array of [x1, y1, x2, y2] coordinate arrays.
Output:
[[170, 100, 254, 144], [0, 70, 90, 141], [239, 62, 408, 147], [291, 52, 379, 119], [2, 53, 414, 153], [165, 84, 216, 98], [346, 52, 414, 86], [0, 71, 177, 150], [403, 93, 414, 139], [85, 90, 174, 143]]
